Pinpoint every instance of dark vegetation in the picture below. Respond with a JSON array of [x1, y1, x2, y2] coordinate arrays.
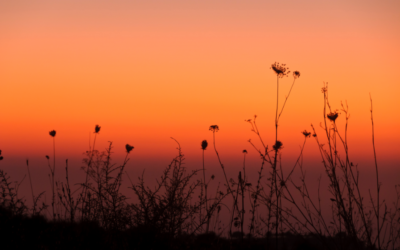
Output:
[[0, 63, 399, 249]]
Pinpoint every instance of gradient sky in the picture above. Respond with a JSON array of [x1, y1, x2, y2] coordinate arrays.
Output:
[[1, 0, 399, 180]]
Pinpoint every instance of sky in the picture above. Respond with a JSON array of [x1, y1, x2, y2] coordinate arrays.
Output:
[[0, 0, 399, 193]]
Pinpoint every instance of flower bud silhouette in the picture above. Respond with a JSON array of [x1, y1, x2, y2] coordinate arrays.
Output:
[[327, 112, 339, 122], [125, 144, 134, 153], [95, 125, 101, 133], [293, 71, 300, 79], [49, 130, 56, 137], [273, 141, 283, 151], [302, 130, 311, 137], [201, 140, 208, 150]]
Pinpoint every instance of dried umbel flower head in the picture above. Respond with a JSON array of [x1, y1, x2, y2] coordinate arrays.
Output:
[[125, 144, 134, 153], [312, 133, 317, 137], [209, 125, 219, 132], [273, 140, 283, 151], [95, 125, 101, 133], [321, 82, 328, 93], [45, 155, 49, 160], [327, 112, 339, 122], [302, 130, 311, 137], [49, 130, 56, 137], [271, 62, 290, 78], [243, 149, 247, 154], [293, 71, 300, 79]]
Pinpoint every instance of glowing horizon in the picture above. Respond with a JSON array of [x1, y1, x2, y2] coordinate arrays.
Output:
[[1, 0, 399, 169]]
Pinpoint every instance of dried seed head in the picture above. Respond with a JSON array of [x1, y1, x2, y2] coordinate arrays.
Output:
[[201, 140, 208, 150], [293, 71, 300, 79], [209, 125, 219, 132], [125, 144, 134, 153], [95, 125, 101, 133], [49, 130, 56, 137], [243, 149, 247, 154], [273, 141, 283, 151], [327, 112, 339, 122], [271, 62, 290, 78], [46, 155, 50, 160], [302, 130, 311, 137]]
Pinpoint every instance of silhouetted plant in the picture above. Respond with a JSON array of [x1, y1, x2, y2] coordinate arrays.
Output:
[[81, 125, 101, 219], [48, 129, 57, 220], [129, 138, 204, 236], [58, 159, 81, 222], [200, 139, 210, 233], [0, 169, 27, 216], [79, 141, 132, 229]]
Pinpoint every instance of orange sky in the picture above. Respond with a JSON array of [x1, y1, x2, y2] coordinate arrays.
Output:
[[0, 0, 399, 174]]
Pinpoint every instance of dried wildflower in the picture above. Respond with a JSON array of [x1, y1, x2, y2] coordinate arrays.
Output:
[[209, 125, 219, 132], [243, 149, 247, 153], [211, 175, 215, 180], [95, 125, 101, 133], [49, 130, 56, 137], [302, 130, 311, 137], [271, 62, 290, 78], [201, 140, 208, 150], [327, 112, 339, 122], [125, 144, 134, 153], [46, 155, 50, 160], [312, 133, 317, 137], [293, 71, 300, 79], [273, 141, 283, 151], [0, 156, 3, 160]]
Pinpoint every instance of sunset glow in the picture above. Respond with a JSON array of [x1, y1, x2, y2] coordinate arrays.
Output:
[[1, 0, 399, 170]]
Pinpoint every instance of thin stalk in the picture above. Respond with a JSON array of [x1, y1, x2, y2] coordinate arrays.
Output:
[[278, 78, 297, 120], [82, 132, 97, 219], [273, 75, 279, 248], [52, 137, 56, 221], [26, 159, 36, 213], [202, 149, 209, 233], [370, 94, 381, 250]]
